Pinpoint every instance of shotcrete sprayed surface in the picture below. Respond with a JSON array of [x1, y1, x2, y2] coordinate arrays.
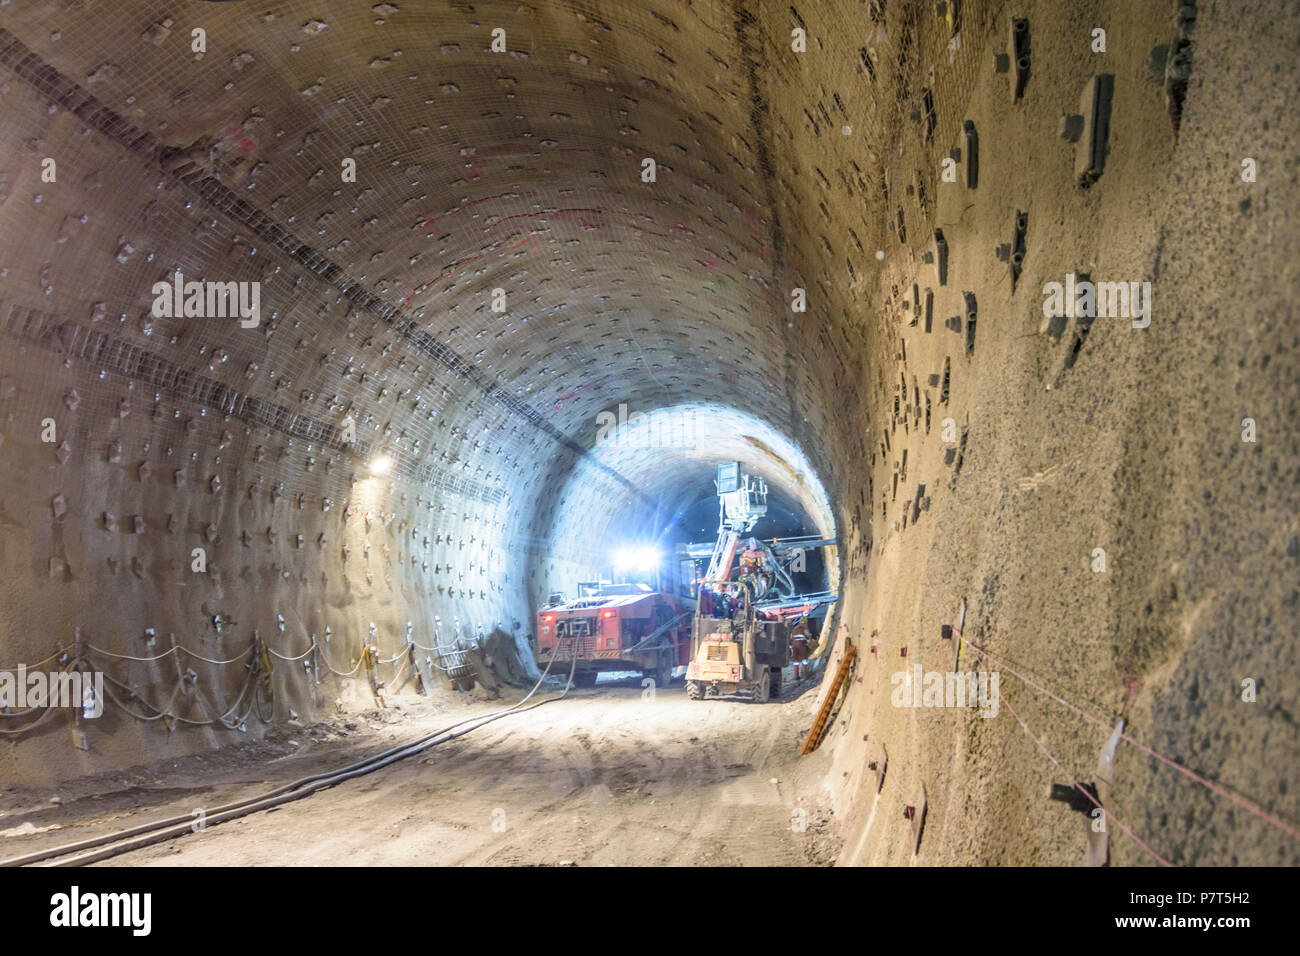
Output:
[[0, 0, 1295, 867]]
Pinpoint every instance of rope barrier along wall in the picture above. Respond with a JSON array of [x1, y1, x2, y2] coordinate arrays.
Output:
[[0, 635, 580, 867], [0, 623, 489, 735], [853, 625, 1298, 863]]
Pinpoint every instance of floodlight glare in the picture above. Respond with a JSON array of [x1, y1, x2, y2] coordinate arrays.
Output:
[[613, 547, 660, 571]]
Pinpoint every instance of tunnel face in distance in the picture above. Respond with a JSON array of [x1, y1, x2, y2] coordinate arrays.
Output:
[[538, 402, 836, 604]]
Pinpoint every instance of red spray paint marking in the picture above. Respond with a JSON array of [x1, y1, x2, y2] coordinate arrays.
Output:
[[222, 125, 258, 156], [550, 384, 594, 413], [1122, 675, 1139, 710], [708, 216, 741, 243], [159, 108, 257, 156]]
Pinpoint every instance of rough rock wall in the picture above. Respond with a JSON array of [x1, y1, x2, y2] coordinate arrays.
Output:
[[808, 0, 1300, 866]]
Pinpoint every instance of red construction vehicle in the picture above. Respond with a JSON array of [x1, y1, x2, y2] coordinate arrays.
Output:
[[535, 583, 691, 688]]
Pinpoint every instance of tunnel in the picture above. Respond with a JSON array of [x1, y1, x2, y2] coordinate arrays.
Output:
[[0, 0, 1296, 885]]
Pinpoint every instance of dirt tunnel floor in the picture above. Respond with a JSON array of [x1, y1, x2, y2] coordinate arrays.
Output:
[[0, 682, 845, 866]]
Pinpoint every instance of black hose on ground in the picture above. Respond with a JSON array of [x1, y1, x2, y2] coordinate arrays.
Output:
[[1, 637, 580, 867]]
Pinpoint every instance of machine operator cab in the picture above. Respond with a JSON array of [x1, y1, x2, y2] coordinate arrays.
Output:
[[715, 460, 767, 532]]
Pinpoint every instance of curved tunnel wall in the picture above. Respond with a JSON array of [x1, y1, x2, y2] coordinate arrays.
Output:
[[0, 0, 874, 783]]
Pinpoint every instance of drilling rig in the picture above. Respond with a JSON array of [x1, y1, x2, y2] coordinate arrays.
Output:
[[685, 462, 836, 702]]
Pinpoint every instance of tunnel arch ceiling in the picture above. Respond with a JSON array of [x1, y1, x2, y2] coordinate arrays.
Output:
[[0, 5, 882, 528], [537, 402, 837, 599], [0, 0, 875, 520]]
